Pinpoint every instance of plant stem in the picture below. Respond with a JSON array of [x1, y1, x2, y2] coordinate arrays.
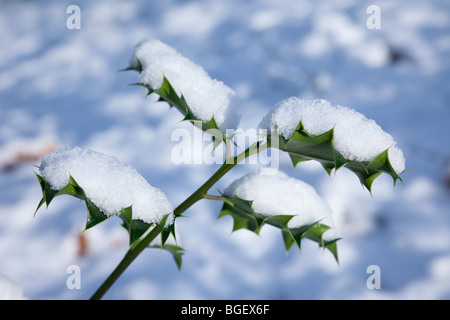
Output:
[[89, 141, 267, 300], [89, 224, 162, 300], [203, 194, 226, 201]]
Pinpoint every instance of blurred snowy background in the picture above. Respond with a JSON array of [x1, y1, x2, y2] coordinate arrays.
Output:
[[1, 0, 450, 300]]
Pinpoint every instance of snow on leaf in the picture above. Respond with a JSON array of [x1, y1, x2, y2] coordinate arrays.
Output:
[[259, 98, 406, 192], [35, 173, 111, 230], [218, 169, 339, 261], [132, 75, 227, 147], [268, 119, 405, 193], [35, 146, 174, 246]]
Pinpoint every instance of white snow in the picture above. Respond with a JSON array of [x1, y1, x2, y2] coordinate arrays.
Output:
[[224, 168, 337, 241], [0, 275, 27, 300], [133, 39, 239, 132], [39, 146, 173, 224], [1, 0, 450, 301], [258, 97, 406, 173]]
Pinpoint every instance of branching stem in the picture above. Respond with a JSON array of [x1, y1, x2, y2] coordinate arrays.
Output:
[[90, 141, 267, 300]]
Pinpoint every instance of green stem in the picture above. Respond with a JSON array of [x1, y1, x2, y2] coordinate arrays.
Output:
[[203, 194, 226, 201], [89, 224, 162, 300], [90, 141, 266, 300]]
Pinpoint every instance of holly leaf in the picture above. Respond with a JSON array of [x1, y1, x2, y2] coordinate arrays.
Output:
[[148, 243, 185, 271], [217, 194, 339, 261], [130, 74, 227, 148], [283, 222, 340, 262], [118, 206, 153, 245], [218, 195, 261, 233], [268, 120, 405, 192], [34, 173, 171, 247], [35, 173, 110, 230]]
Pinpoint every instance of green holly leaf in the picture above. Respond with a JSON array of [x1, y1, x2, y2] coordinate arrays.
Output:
[[121, 57, 143, 73], [35, 173, 110, 230], [281, 222, 318, 252], [218, 195, 260, 233], [268, 120, 404, 192], [118, 206, 153, 245], [217, 194, 339, 261], [283, 222, 340, 262], [148, 243, 185, 271], [130, 75, 227, 147], [34, 173, 172, 247], [119, 211, 176, 247], [146, 215, 183, 271]]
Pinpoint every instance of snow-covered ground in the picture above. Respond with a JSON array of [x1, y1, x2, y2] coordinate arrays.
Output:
[[1, 0, 449, 300]]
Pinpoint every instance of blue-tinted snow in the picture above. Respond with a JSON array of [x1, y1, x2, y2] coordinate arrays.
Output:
[[0, 0, 449, 300]]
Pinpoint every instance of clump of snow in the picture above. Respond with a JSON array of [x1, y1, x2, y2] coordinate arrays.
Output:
[[39, 146, 173, 225], [132, 39, 239, 131], [223, 168, 337, 241], [258, 97, 405, 173]]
